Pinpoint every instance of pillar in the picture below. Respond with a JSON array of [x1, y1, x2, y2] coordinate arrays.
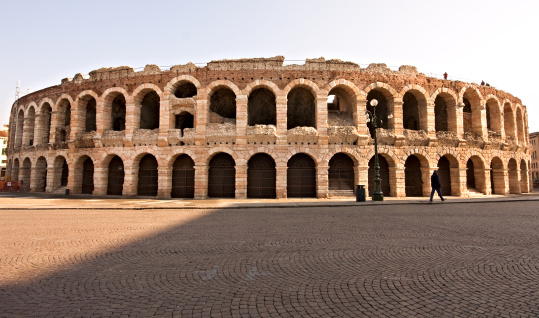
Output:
[[317, 165, 329, 198], [194, 164, 208, 199]]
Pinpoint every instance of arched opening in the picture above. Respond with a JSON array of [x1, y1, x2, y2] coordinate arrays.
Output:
[[328, 153, 355, 195], [107, 156, 124, 195], [174, 82, 197, 98], [402, 92, 421, 131], [490, 157, 504, 195], [208, 153, 236, 198], [84, 97, 97, 132], [171, 155, 195, 198], [248, 88, 276, 126], [508, 158, 519, 194], [39, 103, 52, 144], [15, 110, 24, 147], [462, 89, 482, 135], [434, 95, 448, 132], [437, 156, 452, 196], [368, 155, 391, 197], [247, 153, 276, 198], [12, 158, 20, 181], [82, 157, 94, 194], [35, 157, 47, 192], [175, 112, 194, 135], [111, 94, 126, 131], [503, 103, 515, 140], [56, 99, 71, 142], [462, 98, 472, 133], [24, 107, 36, 146], [287, 87, 315, 129], [516, 108, 524, 144], [287, 153, 316, 198], [209, 87, 236, 124], [137, 154, 158, 196], [405, 155, 423, 197], [366, 90, 390, 138], [60, 158, 69, 187], [520, 159, 529, 193], [20, 158, 31, 191], [466, 159, 476, 189], [140, 91, 160, 129], [485, 99, 502, 135], [327, 86, 355, 126]]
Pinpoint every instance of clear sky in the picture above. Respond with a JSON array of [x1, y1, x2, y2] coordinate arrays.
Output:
[[0, 0, 537, 132]]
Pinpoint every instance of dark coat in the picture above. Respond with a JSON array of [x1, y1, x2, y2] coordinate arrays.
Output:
[[431, 173, 441, 189]]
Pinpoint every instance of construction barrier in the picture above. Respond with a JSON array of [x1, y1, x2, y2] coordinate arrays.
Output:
[[0, 180, 22, 192]]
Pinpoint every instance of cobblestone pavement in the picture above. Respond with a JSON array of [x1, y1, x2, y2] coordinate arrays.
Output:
[[1, 201, 538, 317]]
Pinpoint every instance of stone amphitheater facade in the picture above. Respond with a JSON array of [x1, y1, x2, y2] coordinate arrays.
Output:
[[6, 56, 533, 199]]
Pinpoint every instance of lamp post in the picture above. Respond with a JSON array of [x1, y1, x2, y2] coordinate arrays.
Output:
[[366, 99, 384, 201]]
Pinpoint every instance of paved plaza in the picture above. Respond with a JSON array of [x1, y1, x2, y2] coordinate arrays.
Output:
[[1, 195, 538, 317]]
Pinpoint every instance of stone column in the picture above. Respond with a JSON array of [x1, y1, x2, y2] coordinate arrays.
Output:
[[235, 95, 248, 146], [96, 97, 106, 135], [316, 96, 328, 146], [484, 169, 492, 195], [458, 167, 468, 197], [392, 100, 404, 136], [476, 102, 488, 140], [124, 97, 136, 147], [394, 164, 406, 197], [235, 164, 247, 199], [45, 166, 55, 193], [69, 99, 81, 141], [317, 165, 329, 198], [158, 97, 170, 147], [157, 165, 172, 198], [357, 164, 369, 197], [456, 103, 465, 139], [195, 98, 208, 146], [29, 164, 38, 192], [426, 102, 436, 139], [122, 164, 137, 196], [67, 162, 77, 194], [49, 111, 57, 144], [194, 164, 208, 199], [276, 166, 287, 199], [276, 95, 287, 145], [450, 166, 463, 196], [356, 98, 369, 137], [93, 166, 108, 196]]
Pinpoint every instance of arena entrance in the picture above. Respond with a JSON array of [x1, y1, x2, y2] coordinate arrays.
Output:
[[35, 157, 47, 192], [107, 156, 124, 195], [81, 158, 94, 194], [247, 153, 276, 199], [405, 155, 423, 197], [368, 155, 391, 197], [138, 155, 158, 196], [208, 153, 235, 198], [287, 154, 316, 198], [328, 153, 354, 196], [437, 156, 452, 196], [508, 158, 520, 194], [171, 155, 195, 198], [490, 157, 504, 194]]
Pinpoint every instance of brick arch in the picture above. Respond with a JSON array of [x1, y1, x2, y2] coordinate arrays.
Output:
[[100, 153, 128, 168], [205, 80, 241, 99], [75, 90, 99, 102], [399, 84, 429, 102], [243, 79, 281, 97], [400, 84, 429, 131], [323, 79, 363, 98], [362, 148, 398, 167], [462, 151, 487, 168], [282, 78, 320, 96], [403, 150, 431, 167], [74, 153, 96, 166], [25, 102, 38, 116], [132, 83, 163, 102], [102, 87, 130, 103], [485, 95, 503, 134], [430, 87, 458, 102], [54, 94, 75, 111], [38, 98, 55, 113], [458, 85, 484, 104], [166, 149, 198, 167], [206, 148, 239, 164], [432, 151, 460, 167], [130, 151, 159, 170], [363, 82, 398, 98], [325, 147, 361, 166], [285, 150, 321, 167], [164, 75, 202, 96], [245, 148, 277, 161]]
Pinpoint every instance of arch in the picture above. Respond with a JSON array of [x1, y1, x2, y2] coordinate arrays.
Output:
[[248, 87, 276, 126], [402, 89, 426, 131], [37, 102, 52, 144], [368, 154, 391, 197], [485, 96, 502, 135], [287, 86, 316, 129], [55, 97, 72, 142], [247, 153, 276, 198], [23, 106, 36, 146], [138, 90, 160, 129], [174, 111, 194, 134], [81, 157, 94, 194], [206, 80, 241, 97], [326, 82, 359, 127], [365, 84, 395, 137], [208, 86, 237, 124], [208, 153, 236, 198], [461, 87, 483, 135], [516, 107, 525, 144], [282, 78, 320, 96], [12, 158, 20, 181], [53, 155, 69, 190], [136, 154, 158, 196], [287, 153, 316, 198], [102, 87, 129, 131], [466, 155, 486, 194], [490, 157, 504, 195], [437, 155, 453, 196], [404, 155, 424, 197], [165, 75, 202, 96], [503, 102, 516, 140], [243, 80, 281, 97], [171, 154, 195, 198], [34, 156, 48, 192], [433, 92, 457, 132], [328, 153, 355, 194], [508, 158, 520, 194], [107, 156, 125, 195], [76, 92, 98, 133], [520, 159, 528, 193], [20, 157, 32, 191]]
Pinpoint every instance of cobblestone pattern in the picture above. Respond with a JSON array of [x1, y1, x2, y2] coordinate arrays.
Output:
[[1, 202, 538, 317]]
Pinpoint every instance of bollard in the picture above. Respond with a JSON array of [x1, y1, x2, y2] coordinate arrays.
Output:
[[356, 185, 366, 202]]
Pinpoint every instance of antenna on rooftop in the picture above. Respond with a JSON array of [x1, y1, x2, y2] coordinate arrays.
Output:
[[15, 80, 20, 107]]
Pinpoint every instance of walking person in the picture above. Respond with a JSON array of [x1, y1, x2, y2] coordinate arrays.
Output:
[[430, 170, 445, 202]]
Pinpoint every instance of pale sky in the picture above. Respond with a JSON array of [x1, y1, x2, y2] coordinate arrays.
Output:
[[1, 0, 537, 132]]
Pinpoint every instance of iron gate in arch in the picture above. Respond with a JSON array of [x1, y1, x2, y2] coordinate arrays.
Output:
[[287, 154, 316, 198], [107, 156, 124, 195], [247, 154, 276, 198], [82, 158, 94, 194], [328, 153, 355, 193], [171, 155, 195, 198], [138, 155, 158, 196], [208, 153, 235, 198]]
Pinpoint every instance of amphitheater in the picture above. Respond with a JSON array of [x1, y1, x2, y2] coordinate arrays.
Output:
[[5, 56, 532, 199]]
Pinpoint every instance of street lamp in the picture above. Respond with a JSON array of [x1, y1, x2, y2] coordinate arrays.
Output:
[[365, 99, 385, 201]]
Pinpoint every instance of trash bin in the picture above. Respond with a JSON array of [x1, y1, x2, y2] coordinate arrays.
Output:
[[65, 188, 70, 195], [356, 185, 365, 202]]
